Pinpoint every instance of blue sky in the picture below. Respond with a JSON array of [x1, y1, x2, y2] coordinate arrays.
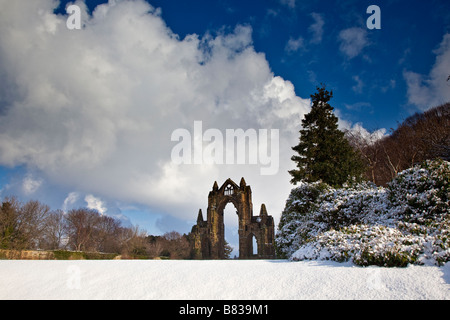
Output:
[[0, 0, 449, 248]]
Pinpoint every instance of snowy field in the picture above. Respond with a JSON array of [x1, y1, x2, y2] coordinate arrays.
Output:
[[0, 260, 449, 300]]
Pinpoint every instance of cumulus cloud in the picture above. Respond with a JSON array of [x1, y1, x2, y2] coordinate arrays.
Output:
[[404, 33, 450, 111], [338, 27, 369, 60], [0, 0, 311, 226], [85, 194, 107, 216]]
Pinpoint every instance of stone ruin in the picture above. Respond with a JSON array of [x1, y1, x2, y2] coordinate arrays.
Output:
[[190, 178, 275, 259]]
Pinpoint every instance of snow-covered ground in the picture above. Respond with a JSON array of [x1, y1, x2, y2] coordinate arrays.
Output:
[[0, 260, 449, 300]]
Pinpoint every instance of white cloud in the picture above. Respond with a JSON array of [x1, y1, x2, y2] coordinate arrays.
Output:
[[404, 33, 450, 111], [62, 192, 79, 213], [22, 174, 43, 195], [308, 13, 324, 44], [380, 79, 396, 93], [338, 27, 369, 60], [0, 0, 311, 226], [285, 36, 305, 53], [351, 75, 364, 94], [280, 0, 296, 9], [343, 102, 371, 112], [285, 13, 324, 54], [85, 194, 107, 216]]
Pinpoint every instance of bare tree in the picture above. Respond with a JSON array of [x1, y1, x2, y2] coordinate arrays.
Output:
[[160, 231, 191, 259], [41, 209, 67, 250], [94, 215, 122, 253], [65, 208, 100, 252], [349, 103, 449, 186], [18, 200, 50, 249], [0, 197, 50, 250], [119, 225, 148, 257], [146, 237, 164, 258], [346, 129, 384, 184]]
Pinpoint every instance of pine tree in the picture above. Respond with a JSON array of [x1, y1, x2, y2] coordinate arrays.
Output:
[[289, 85, 365, 186]]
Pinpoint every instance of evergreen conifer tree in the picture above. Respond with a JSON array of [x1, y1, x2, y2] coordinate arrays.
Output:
[[289, 85, 365, 186], [224, 240, 233, 259]]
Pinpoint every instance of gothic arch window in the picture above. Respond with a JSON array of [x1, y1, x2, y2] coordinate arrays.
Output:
[[224, 184, 234, 196], [252, 234, 258, 256]]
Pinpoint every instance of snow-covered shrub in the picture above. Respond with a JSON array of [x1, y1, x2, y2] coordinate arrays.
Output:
[[276, 159, 450, 266], [388, 159, 449, 222], [291, 225, 425, 267], [276, 181, 389, 258], [275, 181, 330, 258]]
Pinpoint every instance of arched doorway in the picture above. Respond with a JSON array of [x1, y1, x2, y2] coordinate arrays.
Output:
[[223, 202, 239, 259], [216, 188, 240, 260]]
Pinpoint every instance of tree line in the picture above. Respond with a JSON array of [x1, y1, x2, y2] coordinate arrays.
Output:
[[347, 102, 449, 185], [0, 196, 192, 259]]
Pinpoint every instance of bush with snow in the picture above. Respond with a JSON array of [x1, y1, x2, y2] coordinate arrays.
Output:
[[276, 159, 450, 266]]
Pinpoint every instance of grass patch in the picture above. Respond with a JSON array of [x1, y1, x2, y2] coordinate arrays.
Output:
[[52, 250, 119, 260]]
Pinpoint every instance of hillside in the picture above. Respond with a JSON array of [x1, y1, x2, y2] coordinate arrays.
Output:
[[348, 102, 450, 185]]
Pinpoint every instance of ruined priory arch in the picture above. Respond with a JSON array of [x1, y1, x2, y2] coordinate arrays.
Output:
[[190, 178, 275, 259]]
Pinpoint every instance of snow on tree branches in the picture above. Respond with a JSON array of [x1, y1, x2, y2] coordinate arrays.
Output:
[[276, 159, 450, 267]]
